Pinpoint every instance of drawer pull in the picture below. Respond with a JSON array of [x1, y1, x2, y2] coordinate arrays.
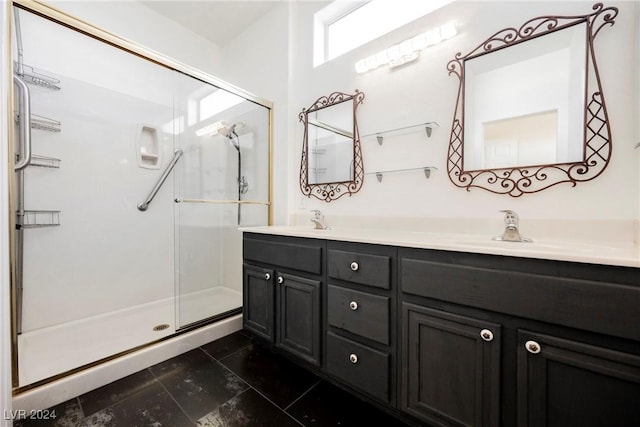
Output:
[[264, 273, 271, 281], [350, 261, 359, 271], [480, 329, 494, 342], [349, 301, 359, 311], [277, 276, 284, 284], [525, 340, 541, 354], [349, 353, 358, 364]]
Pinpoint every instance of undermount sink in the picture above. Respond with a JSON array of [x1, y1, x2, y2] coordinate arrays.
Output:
[[452, 239, 624, 255]]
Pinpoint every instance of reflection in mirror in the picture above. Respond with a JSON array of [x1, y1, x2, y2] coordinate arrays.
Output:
[[307, 100, 354, 184], [464, 23, 586, 171], [299, 90, 365, 202], [447, 3, 618, 196], [481, 110, 558, 169]]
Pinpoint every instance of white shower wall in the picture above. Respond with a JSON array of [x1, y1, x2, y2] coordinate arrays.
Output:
[[18, 10, 178, 332]]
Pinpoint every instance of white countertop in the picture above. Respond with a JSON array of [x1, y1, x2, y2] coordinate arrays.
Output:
[[241, 225, 640, 268]]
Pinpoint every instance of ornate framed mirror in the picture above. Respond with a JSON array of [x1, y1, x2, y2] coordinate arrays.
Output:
[[299, 90, 365, 202], [447, 3, 618, 197]]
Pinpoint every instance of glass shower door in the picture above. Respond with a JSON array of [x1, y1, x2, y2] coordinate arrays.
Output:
[[11, 3, 272, 387], [173, 73, 271, 329], [13, 7, 179, 386]]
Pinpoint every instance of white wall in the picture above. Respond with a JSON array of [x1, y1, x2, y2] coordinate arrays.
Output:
[[47, 0, 224, 76], [284, 1, 638, 228]]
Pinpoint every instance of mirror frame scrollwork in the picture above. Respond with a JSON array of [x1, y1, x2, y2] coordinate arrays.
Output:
[[299, 90, 365, 202], [447, 3, 618, 197]]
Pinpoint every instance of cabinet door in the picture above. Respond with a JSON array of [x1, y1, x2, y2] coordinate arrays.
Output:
[[401, 303, 501, 427], [518, 330, 640, 427], [243, 264, 274, 341], [276, 273, 321, 366]]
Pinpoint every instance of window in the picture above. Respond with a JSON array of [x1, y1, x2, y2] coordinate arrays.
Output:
[[314, 0, 455, 67]]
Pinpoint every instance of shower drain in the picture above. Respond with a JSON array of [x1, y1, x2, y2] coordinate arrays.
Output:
[[153, 324, 170, 331]]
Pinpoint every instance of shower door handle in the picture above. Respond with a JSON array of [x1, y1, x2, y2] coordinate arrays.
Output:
[[13, 75, 32, 170], [13, 75, 32, 335], [137, 149, 183, 211]]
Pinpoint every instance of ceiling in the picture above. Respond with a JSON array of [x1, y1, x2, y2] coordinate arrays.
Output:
[[141, 0, 281, 47]]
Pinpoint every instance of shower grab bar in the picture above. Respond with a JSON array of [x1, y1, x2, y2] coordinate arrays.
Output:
[[137, 149, 183, 211], [14, 75, 32, 171]]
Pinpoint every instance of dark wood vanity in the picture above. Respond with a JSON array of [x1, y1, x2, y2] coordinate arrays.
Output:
[[242, 232, 640, 426]]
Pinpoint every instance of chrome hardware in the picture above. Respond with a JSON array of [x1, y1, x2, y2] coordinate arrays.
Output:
[[277, 276, 284, 284], [480, 329, 494, 342], [13, 75, 32, 171], [349, 301, 358, 311], [492, 209, 532, 243], [264, 273, 271, 281], [525, 340, 541, 354], [349, 353, 358, 364], [350, 261, 359, 271], [310, 210, 330, 230], [138, 149, 183, 211]]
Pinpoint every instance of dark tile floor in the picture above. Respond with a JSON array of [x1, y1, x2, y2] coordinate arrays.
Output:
[[14, 331, 410, 426]]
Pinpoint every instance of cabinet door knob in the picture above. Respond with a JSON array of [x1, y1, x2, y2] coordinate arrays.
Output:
[[277, 276, 284, 284], [349, 301, 358, 311], [480, 329, 494, 342], [349, 353, 358, 364], [350, 261, 359, 271], [264, 273, 271, 280], [525, 340, 541, 354]]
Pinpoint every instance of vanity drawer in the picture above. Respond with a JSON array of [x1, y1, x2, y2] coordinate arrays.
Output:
[[327, 285, 389, 345], [400, 252, 640, 342], [326, 332, 390, 402], [328, 249, 391, 289], [244, 236, 322, 275]]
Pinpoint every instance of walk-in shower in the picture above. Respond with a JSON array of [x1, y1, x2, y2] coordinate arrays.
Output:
[[8, 2, 271, 390]]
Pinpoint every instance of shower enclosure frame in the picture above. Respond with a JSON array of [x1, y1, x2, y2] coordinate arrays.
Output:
[[5, 0, 273, 392]]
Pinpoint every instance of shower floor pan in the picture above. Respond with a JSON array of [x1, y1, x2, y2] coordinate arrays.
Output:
[[18, 286, 241, 386]]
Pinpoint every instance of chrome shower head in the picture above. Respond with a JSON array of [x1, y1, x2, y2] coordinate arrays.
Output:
[[218, 123, 237, 139], [218, 121, 247, 138]]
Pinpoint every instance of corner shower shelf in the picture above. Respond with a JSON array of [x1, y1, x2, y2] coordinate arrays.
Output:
[[31, 115, 61, 133], [20, 210, 60, 228], [15, 63, 61, 91], [29, 155, 61, 169], [363, 121, 439, 145], [366, 166, 438, 182]]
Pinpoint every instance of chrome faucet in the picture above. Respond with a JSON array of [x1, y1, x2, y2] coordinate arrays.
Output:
[[310, 210, 330, 230], [492, 210, 532, 242]]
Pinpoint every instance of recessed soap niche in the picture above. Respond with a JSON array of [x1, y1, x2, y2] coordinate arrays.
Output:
[[136, 124, 161, 169]]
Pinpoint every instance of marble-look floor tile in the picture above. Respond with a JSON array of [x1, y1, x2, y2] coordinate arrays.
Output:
[[201, 331, 252, 360], [84, 379, 192, 427], [197, 388, 301, 427], [79, 369, 157, 416], [219, 344, 319, 409], [149, 348, 248, 420], [12, 399, 84, 427], [286, 380, 410, 427]]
